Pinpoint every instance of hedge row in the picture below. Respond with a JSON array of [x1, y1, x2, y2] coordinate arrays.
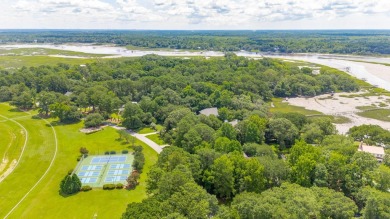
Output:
[[81, 185, 92, 191], [103, 183, 124, 190], [132, 146, 145, 173]]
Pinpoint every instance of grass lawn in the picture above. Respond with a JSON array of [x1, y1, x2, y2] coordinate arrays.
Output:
[[155, 125, 164, 132], [146, 134, 166, 145], [0, 119, 25, 177], [0, 103, 158, 219], [270, 98, 323, 116], [138, 125, 163, 134], [357, 109, 390, 122], [138, 127, 156, 134], [0, 56, 96, 68], [0, 105, 56, 219]]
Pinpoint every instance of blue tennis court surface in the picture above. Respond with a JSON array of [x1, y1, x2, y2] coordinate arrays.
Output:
[[81, 165, 103, 171], [75, 154, 134, 187], [105, 176, 128, 183], [81, 177, 98, 183], [107, 169, 130, 175], [91, 155, 127, 164], [78, 171, 100, 177], [110, 164, 131, 169]]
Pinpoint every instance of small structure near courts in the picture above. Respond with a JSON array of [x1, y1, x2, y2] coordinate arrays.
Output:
[[358, 142, 385, 162], [74, 154, 134, 187]]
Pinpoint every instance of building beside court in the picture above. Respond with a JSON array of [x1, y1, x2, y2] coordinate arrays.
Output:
[[358, 142, 385, 162], [74, 154, 134, 187]]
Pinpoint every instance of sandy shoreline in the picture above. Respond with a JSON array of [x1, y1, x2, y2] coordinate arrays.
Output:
[[286, 93, 390, 134]]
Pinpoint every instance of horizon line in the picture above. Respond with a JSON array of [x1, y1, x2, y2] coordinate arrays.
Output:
[[1, 28, 390, 31]]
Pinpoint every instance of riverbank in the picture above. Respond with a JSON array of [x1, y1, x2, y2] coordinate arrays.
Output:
[[286, 92, 390, 134]]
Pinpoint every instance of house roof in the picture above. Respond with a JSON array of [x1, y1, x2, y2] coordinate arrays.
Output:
[[359, 145, 385, 155], [199, 107, 218, 116], [229, 119, 239, 127]]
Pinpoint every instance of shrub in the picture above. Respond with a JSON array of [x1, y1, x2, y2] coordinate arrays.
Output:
[[60, 174, 82, 195], [103, 184, 116, 190], [151, 122, 157, 131], [76, 157, 81, 161], [110, 151, 116, 154], [81, 185, 92, 191], [127, 170, 140, 189], [67, 169, 74, 175], [116, 183, 124, 189], [104, 151, 110, 155], [80, 147, 89, 155], [133, 145, 143, 153], [132, 146, 145, 173], [122, 150, 128, 154], [84, 113, 104, 128]]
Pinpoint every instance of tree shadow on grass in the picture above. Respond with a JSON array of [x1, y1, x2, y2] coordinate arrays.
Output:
[[115, 137, 130, 145], [8, 108, 26, 113], [31, 115, 43, 120], [46, 120, 81, 127], [58, 190, 79, 198]]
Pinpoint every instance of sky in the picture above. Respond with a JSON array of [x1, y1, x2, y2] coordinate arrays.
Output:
[[1, 0, 390, 30]]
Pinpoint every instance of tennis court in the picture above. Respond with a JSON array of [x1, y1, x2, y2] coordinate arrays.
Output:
[[74, 154, 134, 187]]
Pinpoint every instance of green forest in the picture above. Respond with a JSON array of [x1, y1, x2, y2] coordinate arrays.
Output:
[[1, 55, 389, 218], [2, 30, 390, 54]]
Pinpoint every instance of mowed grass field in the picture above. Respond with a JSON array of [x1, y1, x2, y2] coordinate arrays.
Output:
[[146, 134, 166, 145], [0, 117, 25, 177], [0, 103, 158, 219]]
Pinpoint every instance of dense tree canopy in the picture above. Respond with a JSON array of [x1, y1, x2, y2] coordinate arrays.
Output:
[[3, 30, 390, 55], [0, 50, 387, 217]]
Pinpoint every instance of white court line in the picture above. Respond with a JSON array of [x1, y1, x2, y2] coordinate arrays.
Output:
[[4, 117, 58, 219]]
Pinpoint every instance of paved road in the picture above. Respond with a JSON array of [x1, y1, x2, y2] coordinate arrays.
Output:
[[131, 133, 163, 154], [108, 124, 164, 154]]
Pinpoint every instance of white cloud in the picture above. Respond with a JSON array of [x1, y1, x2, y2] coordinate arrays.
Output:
[[116, 0, 163, 22], [2, 0, 390, 29]]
